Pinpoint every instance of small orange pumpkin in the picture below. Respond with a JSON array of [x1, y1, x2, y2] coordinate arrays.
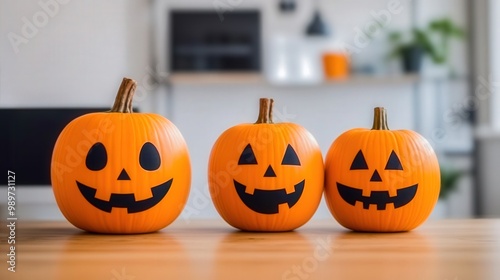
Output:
[[51, 78, 191, 234], [324, 107, 440, 232], [208, 98, 324, 231]]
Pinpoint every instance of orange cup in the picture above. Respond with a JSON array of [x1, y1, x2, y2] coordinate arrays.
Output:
[[323, 52, 349, 79]]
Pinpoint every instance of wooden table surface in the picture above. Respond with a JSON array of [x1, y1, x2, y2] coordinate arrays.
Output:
[[2, 219, 500, 280]]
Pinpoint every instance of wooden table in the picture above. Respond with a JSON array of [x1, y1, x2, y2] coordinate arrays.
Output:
[[2, 219, 499, 280]]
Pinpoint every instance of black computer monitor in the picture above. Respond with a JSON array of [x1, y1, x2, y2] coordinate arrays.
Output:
[[0, 108, 109, 186], [170, 10, 261, 71]]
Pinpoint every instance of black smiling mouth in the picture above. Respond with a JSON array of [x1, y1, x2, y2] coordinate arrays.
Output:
[[337, 183, 418, 210], [234, 179, 305, 214], [77, 178, 173, 213]]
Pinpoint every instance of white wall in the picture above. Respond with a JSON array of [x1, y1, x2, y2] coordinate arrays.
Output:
[[0, 0, 151, 107]]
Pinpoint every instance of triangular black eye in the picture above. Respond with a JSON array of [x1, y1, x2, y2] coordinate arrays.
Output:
[[238, 144, 258, 165], [140, 142, 161, 171], [281, 144, 301, 166], [350, 150, 368, 170], [86, 142, 107, 171], [385, 150, 403, 170]]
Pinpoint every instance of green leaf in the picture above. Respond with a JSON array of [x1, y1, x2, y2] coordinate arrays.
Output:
[[440, 167, 463, 199]]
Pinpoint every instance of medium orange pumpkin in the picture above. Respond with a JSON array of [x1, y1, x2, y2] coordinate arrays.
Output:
[[324, 107, 440, 232], [51, 78, 191, 234], [208, 98, 324, 231]]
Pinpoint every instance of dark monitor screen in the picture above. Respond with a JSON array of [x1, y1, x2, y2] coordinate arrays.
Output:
[[170, 10, 261, 71], [0, 108, 109, 186]]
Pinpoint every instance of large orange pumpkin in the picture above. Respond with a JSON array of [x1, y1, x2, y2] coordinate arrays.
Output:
[[208, 98, 324, 231], [51, 78, 191, 234], [324, 107, 440, 232]]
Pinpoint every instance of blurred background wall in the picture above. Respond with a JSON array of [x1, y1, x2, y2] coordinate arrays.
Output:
[[0, 0, 493, 222]]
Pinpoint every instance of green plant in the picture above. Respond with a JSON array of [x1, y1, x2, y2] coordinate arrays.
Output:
[[389, 18, 465, 65], [439, 166, 463, 200]]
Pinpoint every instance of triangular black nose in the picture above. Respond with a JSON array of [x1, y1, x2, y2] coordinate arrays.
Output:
[[370, 170, 382, 182], [117, 169, 131, 180], [264, 165, 277, 177]]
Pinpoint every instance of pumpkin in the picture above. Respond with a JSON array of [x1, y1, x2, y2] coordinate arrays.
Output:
[[51, 78, 191, 234], [208, 98, 324, 231], [324, 107, 440, 232]]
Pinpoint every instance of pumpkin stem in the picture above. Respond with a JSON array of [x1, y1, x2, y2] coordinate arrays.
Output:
[[255, 98, 274, 124], [110, 77, 137, 113], [371, 107, 390, 130]]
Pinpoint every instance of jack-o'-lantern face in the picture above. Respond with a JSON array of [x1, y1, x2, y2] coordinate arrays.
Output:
[[324, 107, 440, 232], [77, 141, 173, 214], [336, 149, 417, 210], [234, 143, 305, 215], [51, 78, 191, 234], [209, 98, 324, 232]]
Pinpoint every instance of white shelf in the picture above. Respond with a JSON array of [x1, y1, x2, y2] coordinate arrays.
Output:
[[169, 72, 265, 85], [168, 73, 419, 86]]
